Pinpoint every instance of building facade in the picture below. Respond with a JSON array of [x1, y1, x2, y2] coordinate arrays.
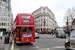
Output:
[[32, 6, 57, 32], [0, 0, 12, 31], [71, 19, 75, 30]]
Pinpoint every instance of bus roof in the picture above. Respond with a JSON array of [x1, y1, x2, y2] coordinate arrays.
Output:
[[17, 13, 33, 16]]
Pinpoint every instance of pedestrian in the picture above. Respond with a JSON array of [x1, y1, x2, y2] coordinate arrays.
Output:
[[49, 31, 51, 35], [51, 30, 53, 35], [7, 31, 10, 36], [5, 31, 9, 36], [67, 30, 70, 37], [0, 31, 3, 39], [54, 31, 55, 34], [53, 30, 54, 35]]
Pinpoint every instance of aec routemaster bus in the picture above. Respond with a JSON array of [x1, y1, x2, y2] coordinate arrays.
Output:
[[13, 13, 35, 43]]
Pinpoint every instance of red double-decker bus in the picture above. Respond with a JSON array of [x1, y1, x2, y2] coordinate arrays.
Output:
[[13, 13, 35, 43]]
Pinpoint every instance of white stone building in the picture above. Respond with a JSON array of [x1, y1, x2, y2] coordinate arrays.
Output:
[[0, 0, 12, 31], [32, 6, 57, 32], [71, 19, 75, 30]]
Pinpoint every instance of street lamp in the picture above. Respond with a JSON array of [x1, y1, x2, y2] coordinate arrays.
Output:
[[66, 16, 70, 36], [66, 17, 69, 32]]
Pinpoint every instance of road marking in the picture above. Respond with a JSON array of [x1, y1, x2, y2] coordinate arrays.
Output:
[[47, 48, 50, 50], [30, 47, 37, 49], [36, 46, 65, 50], [30, 46, 39, 49], [37, 49, 46, 50], [31, 42, 35, 46], [33, 44, 35, 46], [54, 46, 65, 48], [36, 46, 39, 48], [14, 49, 20, 50], [11, 40, 14, 50], [30, 43, 39, 49]]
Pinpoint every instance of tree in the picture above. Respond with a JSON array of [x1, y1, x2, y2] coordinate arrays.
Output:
[[64, 7, 75, 25]]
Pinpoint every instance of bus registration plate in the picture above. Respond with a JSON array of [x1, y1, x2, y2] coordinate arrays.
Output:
[[23, 34, 32, 37]]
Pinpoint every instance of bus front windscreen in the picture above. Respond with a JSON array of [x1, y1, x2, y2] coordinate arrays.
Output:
[[22, 27, 32, 32]]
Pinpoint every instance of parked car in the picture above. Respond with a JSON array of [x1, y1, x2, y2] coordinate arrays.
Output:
[[55, 30, 66, 38], [40, 31, 47, 34], [35, 32, 40, 38], [65, 30, 75, 50]]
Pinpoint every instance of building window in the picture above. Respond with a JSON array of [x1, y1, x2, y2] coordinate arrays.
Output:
[[3, 18, 4, 21], [0, 7, 1, 10], [8, 18, 9, 21], [6, 3, 8, 6], [6, 8, 8, 11], [6, 13, 8, 16], [1, 18, 2, 21], [1, 7, 4, 11], [47, 23, 48, 26], [41, 23, 42, 26], [0, 23, 1, 26], [2, 18, 3, 21], [44, 8, 45, 10], [43, 28, 46, 31], [4, 13, 6, 16], [6, 0, 8, 3], [9, 9, 11, 12], [3, 0, 6, 2], [6, 18, 7, 21], [1, 13, 3, 16], [2, 23, 3, 26], [1, 0, 3, 1], [1, 3, 4, 6], [8, 23, 9, 26], [41, 19, 42, 21], [44, 19, 45, 27], [3, 18, 5, 21], [0, 2, 1, 5], [1, 13, 8, 16], [41, 28, 42, 31], [4, 18, 5, 21], [8, 14, 10, 17], [4, 23, 6, 26], [0, 18, 1, 21]]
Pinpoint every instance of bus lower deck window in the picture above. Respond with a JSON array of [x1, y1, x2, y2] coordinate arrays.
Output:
[[22, 27, 32, 32]]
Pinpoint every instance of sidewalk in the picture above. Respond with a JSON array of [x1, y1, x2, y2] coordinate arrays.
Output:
[[0, 35, 13, 50], [40, 34, 55, 39]]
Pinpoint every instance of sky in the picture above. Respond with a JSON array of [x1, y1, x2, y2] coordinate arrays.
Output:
[[11, 0, 75, 27]]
